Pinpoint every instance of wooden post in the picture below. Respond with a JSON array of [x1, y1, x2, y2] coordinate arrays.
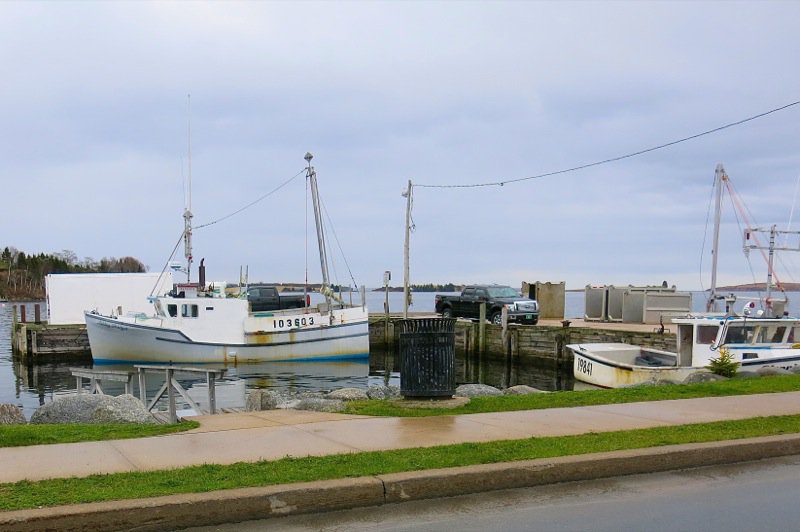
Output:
[[208, 372, 217, 414], [501, 306, 509, 354], [20, 305, 26, 323], [384, 271, 391, 348], [34, 304, 41, 323], [11, 306, 18, 352], [17, 324, 27, 357], [138, 370, 147, 404], [166, 368, 176, 424], [478, 302, 486, 355]]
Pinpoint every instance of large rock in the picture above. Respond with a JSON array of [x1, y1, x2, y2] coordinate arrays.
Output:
[[294, 398, 346, 413], [366, 385, 401, 400], [455, 384, 502, 397], [30, 394, 157, 424], [683, 372, 728, 384], [504, 385, 548, 395], [757, 366, 793, 377], [328, 388, 369, 401], [0, 404, 26, 424], [245, 390, 281, 411]]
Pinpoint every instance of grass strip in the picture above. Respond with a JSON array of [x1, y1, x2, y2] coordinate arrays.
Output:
[[345, 374, 800, 417], [3, 376, 800, 448], [0, 421, 199, 447], [1, 414, 799, 512]]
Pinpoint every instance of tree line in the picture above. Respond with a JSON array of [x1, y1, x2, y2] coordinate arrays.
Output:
[[0, 246, 146, 299]]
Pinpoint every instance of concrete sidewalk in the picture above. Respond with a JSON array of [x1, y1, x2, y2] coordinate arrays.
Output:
[[4, 392, 800, 532], [3, 391, 800, 484]]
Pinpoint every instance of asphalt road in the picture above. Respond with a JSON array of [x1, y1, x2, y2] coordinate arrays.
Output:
[[185, 455, 800, 532]]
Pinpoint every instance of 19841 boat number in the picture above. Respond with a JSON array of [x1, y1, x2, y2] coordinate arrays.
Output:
[[273, 317, 315, 329], [576, 358, 593, 376]]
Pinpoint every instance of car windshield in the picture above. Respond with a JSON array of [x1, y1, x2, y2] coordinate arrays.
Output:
[[486, 286, 520, 298]]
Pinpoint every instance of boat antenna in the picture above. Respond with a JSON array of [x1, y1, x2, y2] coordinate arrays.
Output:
[[183, 94, 194, 282], [707, 164, 726, 312], [306, 152, 331, 304]]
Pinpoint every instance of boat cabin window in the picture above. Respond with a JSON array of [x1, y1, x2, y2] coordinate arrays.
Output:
[[757, 326, 787, 344], [724, 325, 755, 344], [167, 304, 178, 317], [789, 327, 800, 343], [696, 325, 718, 345], [181, 304, 199, 318]]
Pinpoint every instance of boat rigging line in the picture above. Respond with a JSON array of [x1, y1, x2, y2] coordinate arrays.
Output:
[[194, 168, 306, 230], [414, 99, 800, 190], [702, 165, 798, 313], [154, 162, 306, 294]]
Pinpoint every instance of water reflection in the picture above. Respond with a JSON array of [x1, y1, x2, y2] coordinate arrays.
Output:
[[7, 348, 573, 418]]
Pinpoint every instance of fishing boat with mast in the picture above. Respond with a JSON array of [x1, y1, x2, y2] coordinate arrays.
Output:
[[84, 153, 370, 364], [569, 164, 800, 388]]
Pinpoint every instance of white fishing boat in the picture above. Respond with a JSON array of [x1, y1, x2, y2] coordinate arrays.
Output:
[[85, 153, 369, 364], [569, 164, 800, 387]]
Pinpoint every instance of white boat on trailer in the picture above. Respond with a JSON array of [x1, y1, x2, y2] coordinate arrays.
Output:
[[85, 153, 369, 364], [569, 164, 800, 388]]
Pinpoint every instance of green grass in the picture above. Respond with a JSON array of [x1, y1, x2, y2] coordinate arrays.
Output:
[[4, 375, 800, 448], [344, 374, 800, 417], [1, 414, 799, 512], [0, 421, 199, 447]]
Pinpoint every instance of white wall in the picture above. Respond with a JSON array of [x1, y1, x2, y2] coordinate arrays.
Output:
[[46, 272, 174, 325]]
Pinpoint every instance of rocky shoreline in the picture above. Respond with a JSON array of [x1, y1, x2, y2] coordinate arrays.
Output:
[[2, 367, 799, 425]]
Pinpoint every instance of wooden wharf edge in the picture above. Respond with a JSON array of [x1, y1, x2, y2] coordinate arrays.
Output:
[[13, 314, 677, 363]]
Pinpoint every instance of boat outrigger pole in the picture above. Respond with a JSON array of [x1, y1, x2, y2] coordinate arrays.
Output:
[[707, 163, 726, 312]]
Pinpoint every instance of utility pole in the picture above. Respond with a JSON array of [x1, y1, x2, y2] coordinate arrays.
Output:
[[402, 180, 412, 318]]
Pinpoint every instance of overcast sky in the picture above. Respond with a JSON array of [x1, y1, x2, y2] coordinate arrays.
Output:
[[3, 1, 800, 294]]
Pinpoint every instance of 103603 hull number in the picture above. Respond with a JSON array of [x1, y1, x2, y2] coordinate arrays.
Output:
[[273, 316, 315, 330]]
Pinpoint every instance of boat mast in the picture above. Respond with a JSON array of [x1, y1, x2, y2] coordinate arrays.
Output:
[[707, 163, 726, 312], [305, 153, 331, 298], [183, 94, 194, 283]]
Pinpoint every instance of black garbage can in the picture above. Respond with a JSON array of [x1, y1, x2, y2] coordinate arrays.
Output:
[[398, 318, 456, 398]]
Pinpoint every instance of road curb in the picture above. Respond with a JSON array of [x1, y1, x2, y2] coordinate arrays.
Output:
[[3, 434, 800, 532]]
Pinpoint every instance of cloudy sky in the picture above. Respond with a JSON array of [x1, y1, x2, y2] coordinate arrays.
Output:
[[3, 1, 800, 294]]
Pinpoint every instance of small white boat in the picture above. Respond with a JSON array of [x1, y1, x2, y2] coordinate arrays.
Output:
[[570, 164, 800, 388], [86, 153, 369, 364], [570, 314, 800, 387]]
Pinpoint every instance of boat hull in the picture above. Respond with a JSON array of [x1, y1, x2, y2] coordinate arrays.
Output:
[[85, 309, 369, 364], [569, 341, 800, 388], [569, 343, 704, 388]]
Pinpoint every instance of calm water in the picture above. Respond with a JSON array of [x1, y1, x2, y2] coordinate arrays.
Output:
[[2, 290, 796, 418]]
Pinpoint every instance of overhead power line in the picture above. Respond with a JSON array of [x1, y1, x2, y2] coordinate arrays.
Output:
[[415, 99, 800, 189]]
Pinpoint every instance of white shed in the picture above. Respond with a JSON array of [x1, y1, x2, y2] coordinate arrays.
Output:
[[46, 272, 174, 325]]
